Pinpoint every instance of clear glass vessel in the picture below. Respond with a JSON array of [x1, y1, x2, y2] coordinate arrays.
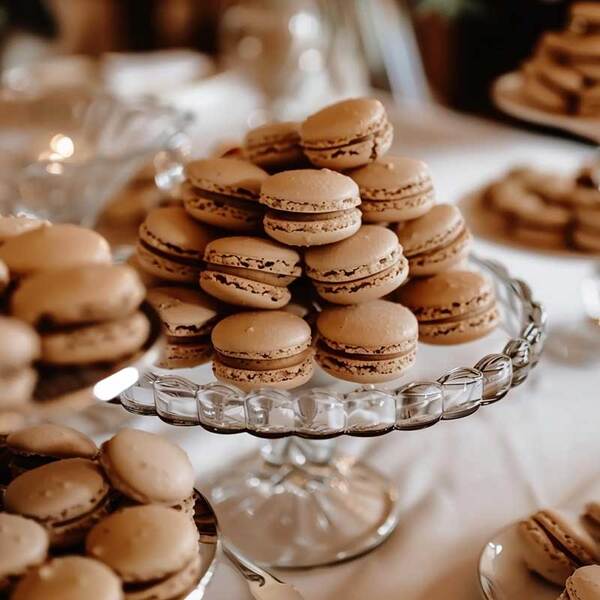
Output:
[[120, 255, 546, 569]]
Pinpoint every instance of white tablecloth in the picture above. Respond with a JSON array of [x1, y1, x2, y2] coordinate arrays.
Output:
[[65, 104, 600, 600]]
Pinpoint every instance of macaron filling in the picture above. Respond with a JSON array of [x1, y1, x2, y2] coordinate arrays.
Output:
[[137, 239, 203, 268], [216, 347, 313, 371], [139, 223, 205, 262], [407, 227, 471, 272]]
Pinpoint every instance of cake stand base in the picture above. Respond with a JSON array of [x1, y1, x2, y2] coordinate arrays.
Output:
[[209, 438, 399, 569]]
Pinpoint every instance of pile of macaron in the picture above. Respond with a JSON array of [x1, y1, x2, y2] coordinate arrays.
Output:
[[0, 423, 202, 600], [522, 2, 600, 116], [519, 502, 600, 598], [134, 96, 500, 390], [0, 216, 151, 412], [482, 163, 600, 252]]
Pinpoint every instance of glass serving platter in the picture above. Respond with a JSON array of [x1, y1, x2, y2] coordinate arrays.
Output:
[[118, 254, 546, 569]]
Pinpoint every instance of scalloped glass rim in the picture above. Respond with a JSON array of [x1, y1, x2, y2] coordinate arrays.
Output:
[[119, 254, 547, 438]]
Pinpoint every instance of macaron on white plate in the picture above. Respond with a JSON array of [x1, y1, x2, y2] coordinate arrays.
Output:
[[492, 72, 600, 142], [478, 522, 560, 600]]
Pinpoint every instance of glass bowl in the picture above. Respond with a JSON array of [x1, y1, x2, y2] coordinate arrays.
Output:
[[0, 91, 191, 226], [118, 254, 546, 569]]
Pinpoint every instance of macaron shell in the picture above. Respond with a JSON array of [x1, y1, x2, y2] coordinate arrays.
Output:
[[200, 269, 292, 309], [360, 193, 435, 222], [204, 236, 301, 276], [260, 169, 360, 213], [0, 513, 49, 579], [40, 311, 150, 365], [136, 241, 201, 283], [519, 518, 577, 586], [417, 304, 500, 345], [564, 565, 600, 600], [185, 157, 268, 198], [304, 225, 400, 282], [11, 556, 123, 600], [0, 224, 111, 276], [244, 121, 304, 169], [7, 424, 97, 459], [5, 458, 109, 523], [407, 227, 472, 277], [183, 184, 264, 232], [11, 264, 145, 326], [211, 311, 311, 359], [313, 258, 408, 305], [159, 340, 213, 369], [213, 353, 314, 391], [86, 505, 198, 582], [264, 208, 362, 247], [303, 121, 393, 170], [522, 73, 569, 113], [100, 428, 194, 505]]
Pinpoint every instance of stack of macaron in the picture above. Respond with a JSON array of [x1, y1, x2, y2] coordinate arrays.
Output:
[[132, 96, 492, 389], [521, 2, 600, 116], [482, 164, 600, 253], [0, 220, 151, 412], [0, 424, 203, 600], [518, 501, 600, 592]]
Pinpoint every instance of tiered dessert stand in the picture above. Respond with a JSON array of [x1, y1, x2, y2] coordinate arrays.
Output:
[[118, 254, 546, 569]]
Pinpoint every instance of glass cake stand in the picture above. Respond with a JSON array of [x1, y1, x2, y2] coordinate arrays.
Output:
[[118, 254, 546, 569]]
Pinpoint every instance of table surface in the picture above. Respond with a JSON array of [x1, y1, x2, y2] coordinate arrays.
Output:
[[62, 103, 600, 600]]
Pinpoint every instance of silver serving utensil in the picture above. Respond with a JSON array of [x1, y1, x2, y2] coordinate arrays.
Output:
[[194, 491, 304, 600]]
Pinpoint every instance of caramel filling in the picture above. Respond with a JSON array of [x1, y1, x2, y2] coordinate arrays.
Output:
[[318, 339, 415, 362], [216, 348, 313, 371], [205, 263, 296, 287], [139, 239, 203, 268], [265, 208, 357, 222]]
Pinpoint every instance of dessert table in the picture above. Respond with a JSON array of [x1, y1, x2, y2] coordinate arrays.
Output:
[[61, 102, 600, 600]]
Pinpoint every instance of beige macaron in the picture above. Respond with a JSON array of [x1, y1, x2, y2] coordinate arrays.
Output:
[[519, 509, 600, 586], [243, 121, 306, 172], [305, 225, 408, 304], [211, 310, 314, 391], [260, 169, 362, 246], [396, 204, 471, 276], [86, 505, 201, 600], [5, 458, 112, 549], [200, 236, 302, 309], [0, 224, 111, 277], [0, 317, 40, 410], [183, 157, 268, 232], [11, 556, 123, 600], [316, 300, 418, 383], [6, 424, 98, 475], [11, 264, 149, 365], [0, 513, 49, 592], [99, 428, 195, 507], [397, 270, 499, 344], [300, 98, 393, 169], [559, 565, 600, 600], [147, 286, 222, 368]]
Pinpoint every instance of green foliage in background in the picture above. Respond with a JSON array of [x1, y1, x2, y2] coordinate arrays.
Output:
[[414, 0, 484, 18]]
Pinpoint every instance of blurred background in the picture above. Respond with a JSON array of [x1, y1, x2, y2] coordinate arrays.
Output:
[[0, 0, 571, 124]]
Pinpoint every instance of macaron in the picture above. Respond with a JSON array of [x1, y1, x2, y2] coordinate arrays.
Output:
[[559, 565, 600, 600], [0, 317, 40, 410], [11, 264, 149, 365], [0, 513, 49, 592], [300, 98, 393, 169], [147, 286, 221, 368], [580, 83, 600, 117], [243, 121, 306, 172], [86, 505, 201, 600], [395, 204, 472, 276], [396, 270, 499, 345], [541, 32, 600, 82], [6, 424, 98, 475], [183, 157, 268, 231], [136, 206, 218, 283], [99, 428, 195, 508], [260, 169, 362, 246], [11, 556, 123, 600], [348, 156, 435, 223], [522, 59, 582, 114], [316, 300, 418, 383], [0, 224, 111, 278], [304, 225, 409, 304], [519, 509, 599, 586], [571, 2, 600, 35], [5, 458, 112, 549], [200, 236, 301, 309], [211, 310, 314, 391], [583, 502, 600, 541], [571, 166, 600, 206], [0, 214, 49, 245]]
